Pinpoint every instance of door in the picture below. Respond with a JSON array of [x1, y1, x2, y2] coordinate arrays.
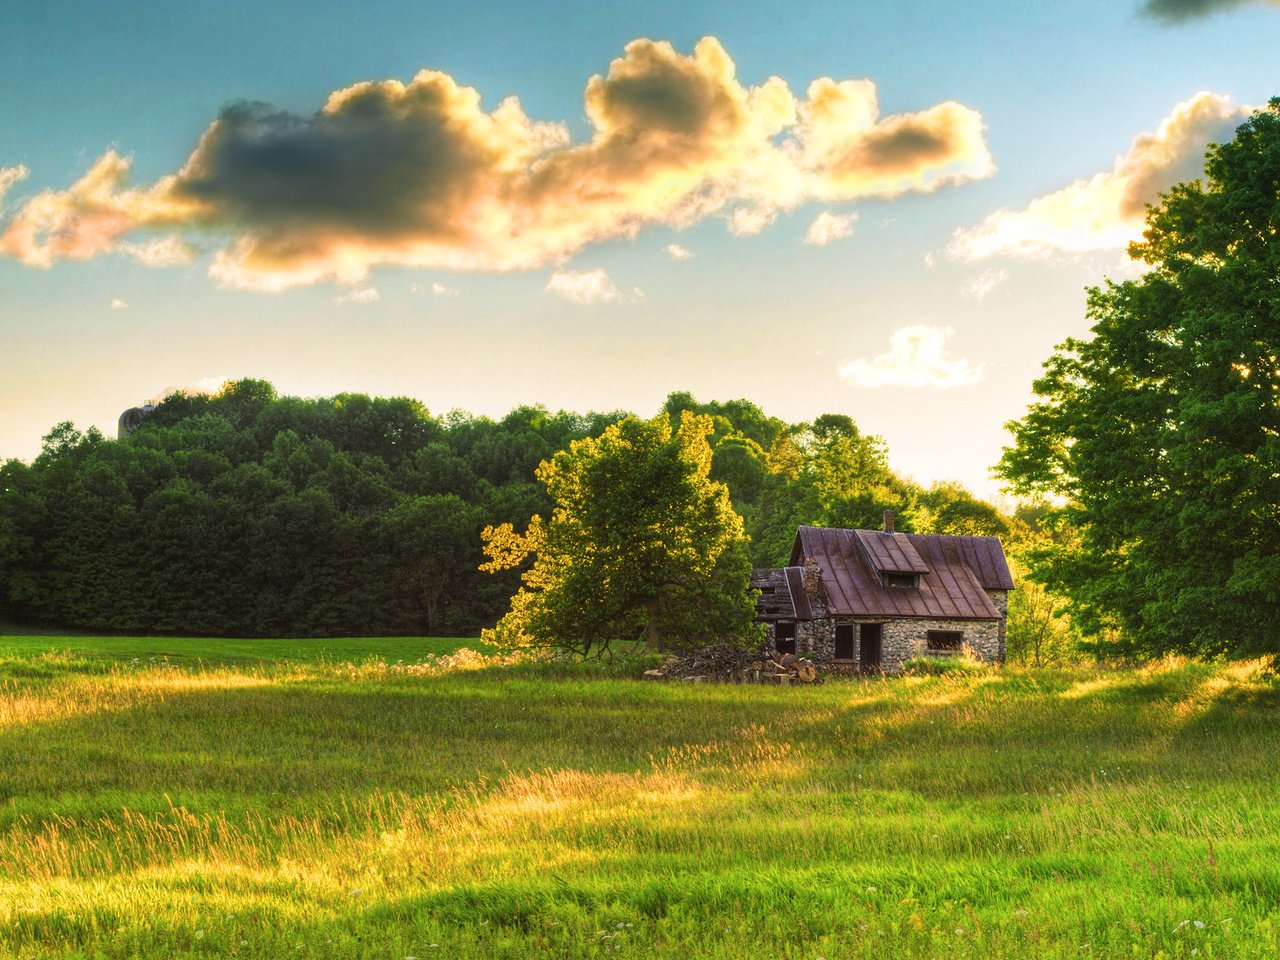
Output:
[[859, 624, 882, 673], [775, 621, 796, 655], [834, 624, 855, 660]]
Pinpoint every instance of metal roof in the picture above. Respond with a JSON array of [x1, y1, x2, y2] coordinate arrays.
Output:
[[749, 566, 813, 620], [788, 525, 1013, 620], [853, 528, 929, 574]]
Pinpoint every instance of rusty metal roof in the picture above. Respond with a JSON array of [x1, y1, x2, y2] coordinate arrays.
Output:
[[749, 566, 813, 620], [788, 525, 1013, 620], [853, 528, 929, 574]]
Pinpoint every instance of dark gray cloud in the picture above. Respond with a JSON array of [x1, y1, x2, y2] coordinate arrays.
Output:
[[1143, 0, 1276, 21]]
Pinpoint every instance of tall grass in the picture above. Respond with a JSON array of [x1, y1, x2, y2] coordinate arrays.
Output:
[[1, 640, 1278, 958]]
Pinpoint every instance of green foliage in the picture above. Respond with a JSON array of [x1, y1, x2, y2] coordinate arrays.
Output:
[[997, 101, 1280, 663], [899, 653, 991, 676], [481, 413, 759, 655], [0, 384, 625, 637], [2, 380, 1025, 644]]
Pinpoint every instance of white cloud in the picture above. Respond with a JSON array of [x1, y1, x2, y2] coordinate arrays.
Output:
[[961, 268, 1009, 301], [839, 325, 983, 389], [119, 236, 195, 267], [109, 297, 129, 310], [665, 242, 694, 260], [727, 205, 777, 237], [431, 281, 457, 296], [333, 286, 380, 305], [546, 268, 628, 304], [0, 165, 28, 211], [804, 210, 857, 246], [950, 92, 1252, 261]]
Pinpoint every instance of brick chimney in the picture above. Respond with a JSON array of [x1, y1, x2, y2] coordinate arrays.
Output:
[[883, 509, 894, 534], [802, 555, 822, 597]]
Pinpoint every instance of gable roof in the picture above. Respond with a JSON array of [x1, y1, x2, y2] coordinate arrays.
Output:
[[749, 566, 813, 620], [789, 525, 1014, 621]]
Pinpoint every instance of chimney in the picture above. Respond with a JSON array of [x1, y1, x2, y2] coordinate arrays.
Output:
[[802, 555, 822, 597], [883, 509, 894, 534]]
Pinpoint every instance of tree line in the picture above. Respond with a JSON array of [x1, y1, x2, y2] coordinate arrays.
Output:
[[0, 380, 1063, 648]]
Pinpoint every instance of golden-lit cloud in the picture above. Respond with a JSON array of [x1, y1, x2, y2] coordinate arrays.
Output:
[[545, 268, 628, 304], [0, 152, 198, 268], [949, 92, 1251, 261], [1143, 0, 1280, 20], [109, 297, 129, 310], [0, 37, 993, 290], [839, 325, 983, 389], [665, 242, 694, 260], [804, 210, 857, 245]]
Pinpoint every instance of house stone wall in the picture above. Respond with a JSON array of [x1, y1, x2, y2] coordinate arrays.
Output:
[[987, 589, 1008, 663], [789, 614, 1002, 673], [757, 569, 1008, 673]]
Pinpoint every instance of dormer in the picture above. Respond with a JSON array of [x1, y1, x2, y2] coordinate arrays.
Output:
[[854, 511, 928, 590]]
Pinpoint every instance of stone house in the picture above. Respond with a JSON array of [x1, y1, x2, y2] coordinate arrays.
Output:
[[751, 512, 1014, 673]]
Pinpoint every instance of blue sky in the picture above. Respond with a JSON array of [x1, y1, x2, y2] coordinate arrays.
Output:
[[2, 0, 1278, 498]]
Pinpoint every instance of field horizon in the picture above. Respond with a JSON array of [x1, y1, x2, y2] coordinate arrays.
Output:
[[2, 636, 1279, 958]]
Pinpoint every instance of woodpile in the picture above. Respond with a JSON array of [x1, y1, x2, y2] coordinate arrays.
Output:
[[643, 644, 822, 685]]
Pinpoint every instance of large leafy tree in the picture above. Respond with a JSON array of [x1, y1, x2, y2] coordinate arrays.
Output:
[[480, 413, 758, 655], [996, 100, 1280, 662]]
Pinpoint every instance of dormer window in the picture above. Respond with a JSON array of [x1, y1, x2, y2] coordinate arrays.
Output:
[[884, 573, 919, 589]]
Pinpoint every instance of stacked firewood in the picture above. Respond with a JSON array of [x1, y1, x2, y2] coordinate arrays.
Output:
[[643, 644, 821, 684]]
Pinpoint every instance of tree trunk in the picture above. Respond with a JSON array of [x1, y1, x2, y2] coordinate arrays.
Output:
[[645, 599, 664, 652]]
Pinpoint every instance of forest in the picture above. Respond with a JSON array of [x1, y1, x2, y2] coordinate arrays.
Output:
[[0, 381, 1056, 649]]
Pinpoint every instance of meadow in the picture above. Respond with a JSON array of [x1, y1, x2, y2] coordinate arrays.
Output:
[[2, 636, 1279, 959]]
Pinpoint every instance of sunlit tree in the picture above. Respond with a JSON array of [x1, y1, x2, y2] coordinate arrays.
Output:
[[480, 413, 758, 655]]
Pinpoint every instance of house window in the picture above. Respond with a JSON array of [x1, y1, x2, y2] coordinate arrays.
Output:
[[926, 630, 963, 653], [834, 624, 855, 660], [775, 621, 796, 655], [885, 573, 919, 589]]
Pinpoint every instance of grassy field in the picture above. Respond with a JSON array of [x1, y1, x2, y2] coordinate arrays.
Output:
[[2, 638, 1279, 958]]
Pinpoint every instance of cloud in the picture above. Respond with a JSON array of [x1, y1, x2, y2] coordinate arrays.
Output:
[[545, 268, 631, 304], [950, 92, 1251, 261], [1142, 0, 1279, 20], [0, 37, 994, 290], [0, 165, 28, 210], [333, 286, 380, 305], [120, 236, 195, 267], [665, 242, 694, 260], [839, 325, 983, 389], [804, 210, 857, 245], [431, 281, 457, 296], [727, 205, 778, 237], [961, 268, 1008, 301], [110, 297, 129, 310]]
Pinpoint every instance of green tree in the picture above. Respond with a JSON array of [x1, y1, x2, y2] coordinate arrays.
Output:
[[378, 494, 483, 635], [480, 413, 758, 655], [996, 100, 1280, 663]]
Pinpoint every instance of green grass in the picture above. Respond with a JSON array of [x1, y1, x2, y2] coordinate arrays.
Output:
[[0, 634, 482, 670], [2, 638, 1279, 958]]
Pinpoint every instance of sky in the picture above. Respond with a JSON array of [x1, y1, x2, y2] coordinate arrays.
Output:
[[2, 0, 1279, 500]]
